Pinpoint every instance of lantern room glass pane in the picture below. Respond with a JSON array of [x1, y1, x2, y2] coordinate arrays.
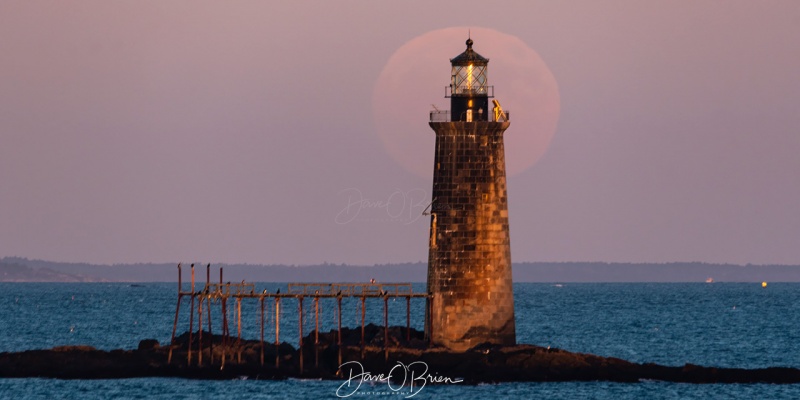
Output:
[[451, 65, 488, 95]]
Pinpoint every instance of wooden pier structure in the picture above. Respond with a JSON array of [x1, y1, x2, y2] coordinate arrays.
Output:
[[167, 263, 431, 373]]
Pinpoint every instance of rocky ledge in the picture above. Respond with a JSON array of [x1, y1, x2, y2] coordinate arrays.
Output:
[[1, 324, 799, 384]]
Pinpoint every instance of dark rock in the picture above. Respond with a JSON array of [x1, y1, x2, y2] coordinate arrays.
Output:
[[138, 339, 159, 350], [2, 326, 800, 384]]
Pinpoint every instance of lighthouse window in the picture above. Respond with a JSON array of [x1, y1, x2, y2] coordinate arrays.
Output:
[[451, 64, 487, 95]]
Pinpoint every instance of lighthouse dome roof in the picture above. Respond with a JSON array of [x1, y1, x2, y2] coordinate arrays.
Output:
[[450, 38, 489, 66]]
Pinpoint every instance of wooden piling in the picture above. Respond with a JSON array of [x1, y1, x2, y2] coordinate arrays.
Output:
[[298, 296, 304, 374], [220, 269, 228, 363], [275, 296, 280, 368], [260, 296, 265, 366], [406, 296, 411, 341], [236, 297, 242, 363], [384, 295, 389, 361], [360, 296, 366, 358], [337, 295, 342, 366], [198, 294, 203, 366], [206, 265, 213, 364], [187, 264, 195, 366], [220, 267, 226, 369], [221, 296, 228, 366], [187, 304, 194, 365], [314, 295, 319, 368], [167, 263, 182, 364]]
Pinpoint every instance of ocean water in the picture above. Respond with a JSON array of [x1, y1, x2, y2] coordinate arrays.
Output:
[[1, 282, 799, 399]]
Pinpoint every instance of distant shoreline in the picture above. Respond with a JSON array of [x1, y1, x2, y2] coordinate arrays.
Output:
[[3, 257, 800, 283]]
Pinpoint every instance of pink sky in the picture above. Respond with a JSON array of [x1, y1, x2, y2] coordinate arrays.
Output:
[[1, 1, 799, 265]]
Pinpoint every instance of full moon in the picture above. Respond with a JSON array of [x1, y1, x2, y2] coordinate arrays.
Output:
[[372, 27, 560, 178]]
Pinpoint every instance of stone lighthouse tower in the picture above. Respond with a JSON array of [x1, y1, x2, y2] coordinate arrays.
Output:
[[426, 37, 516, 350]]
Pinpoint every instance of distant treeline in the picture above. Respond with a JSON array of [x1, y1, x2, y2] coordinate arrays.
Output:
[[2, 257, 799, 283]]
